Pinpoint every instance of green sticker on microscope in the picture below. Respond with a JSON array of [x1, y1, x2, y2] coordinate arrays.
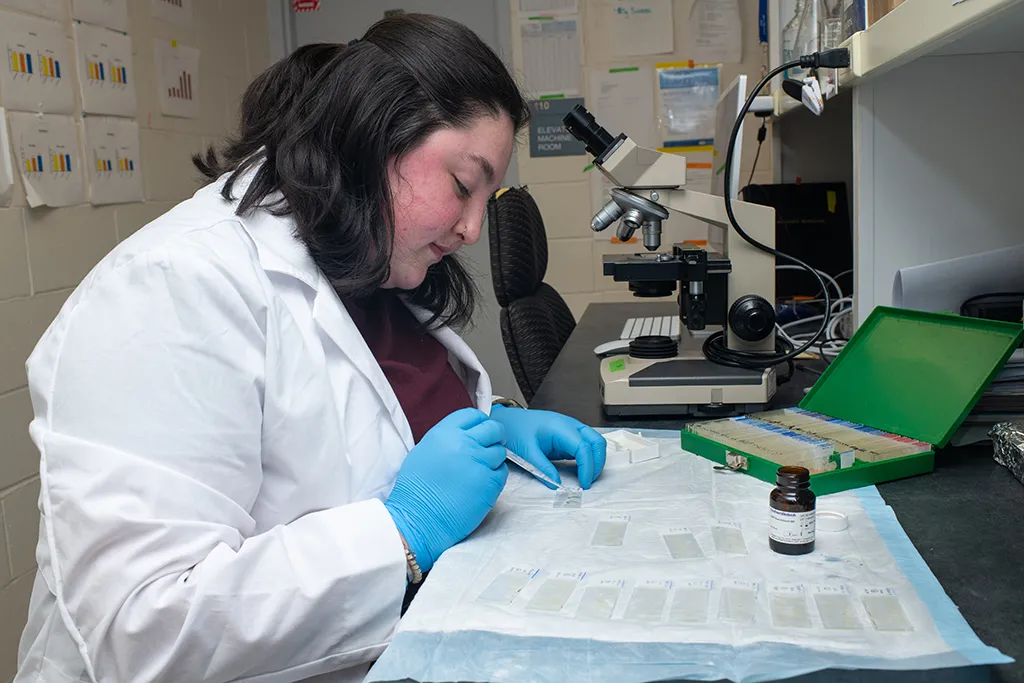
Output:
[[609, 359, 626, 372]]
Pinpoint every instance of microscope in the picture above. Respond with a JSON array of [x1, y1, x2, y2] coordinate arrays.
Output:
[[563, 105, 779, 418]]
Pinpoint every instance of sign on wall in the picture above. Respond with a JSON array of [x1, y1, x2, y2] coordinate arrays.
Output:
[[528, 97, 587, 158]]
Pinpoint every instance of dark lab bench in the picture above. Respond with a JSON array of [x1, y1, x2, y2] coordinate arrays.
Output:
[[528, 301, 1024, 683]]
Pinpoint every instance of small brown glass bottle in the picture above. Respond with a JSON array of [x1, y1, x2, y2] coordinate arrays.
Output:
[[769, 466, 816, 555]]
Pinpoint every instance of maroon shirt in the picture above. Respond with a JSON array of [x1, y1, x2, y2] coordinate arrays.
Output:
[[344, 291, 474, 443]]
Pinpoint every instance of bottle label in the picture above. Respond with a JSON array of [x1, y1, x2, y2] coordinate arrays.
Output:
[[769, 507, 815, 544]]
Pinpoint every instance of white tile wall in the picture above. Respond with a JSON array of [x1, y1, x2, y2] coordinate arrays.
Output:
[[0, 507, 11, 589], [0, 210, 30, 302], [0, 573, 34, 683], [24, 206, 118, 293], [0, 0, 270, 675], [546, 238, 597, 295], [1, 479, 40, 579], [0, 391, 38, 492]]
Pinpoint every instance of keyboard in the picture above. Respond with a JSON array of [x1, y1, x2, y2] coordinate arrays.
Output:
[[620, 315, 681, 340]]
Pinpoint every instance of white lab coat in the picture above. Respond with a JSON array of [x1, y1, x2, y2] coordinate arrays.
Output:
[[15, 172, 494, 683]]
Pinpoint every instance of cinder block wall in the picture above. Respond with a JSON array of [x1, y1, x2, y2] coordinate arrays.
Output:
[[0, 1, 270, 677]]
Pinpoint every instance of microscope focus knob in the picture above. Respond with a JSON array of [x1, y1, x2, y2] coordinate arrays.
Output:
[[729, 295, 776, 342]]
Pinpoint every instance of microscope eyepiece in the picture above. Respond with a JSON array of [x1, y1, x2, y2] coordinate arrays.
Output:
[[562, 105, 616, 158]]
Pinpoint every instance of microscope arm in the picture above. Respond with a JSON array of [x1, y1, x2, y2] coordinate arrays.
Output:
[[655, 187, 778, 353]]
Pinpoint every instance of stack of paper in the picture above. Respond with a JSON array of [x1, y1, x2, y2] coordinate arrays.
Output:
[[973, 349, 1024, 415]]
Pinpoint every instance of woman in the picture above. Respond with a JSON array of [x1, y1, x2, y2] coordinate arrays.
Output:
[[15, 14, 606, 683]]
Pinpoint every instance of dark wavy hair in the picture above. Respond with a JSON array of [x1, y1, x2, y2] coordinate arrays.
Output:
[[194, 14, 529, 329]]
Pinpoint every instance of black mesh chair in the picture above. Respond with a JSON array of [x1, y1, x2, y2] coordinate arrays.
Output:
[[488, 186, 576, 403]]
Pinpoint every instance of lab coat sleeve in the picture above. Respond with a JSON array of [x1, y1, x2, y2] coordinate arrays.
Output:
[[26, 234, 407, 683]]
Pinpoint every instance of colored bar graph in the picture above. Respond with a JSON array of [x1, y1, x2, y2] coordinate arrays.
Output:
[[89, 60, 105, 81]]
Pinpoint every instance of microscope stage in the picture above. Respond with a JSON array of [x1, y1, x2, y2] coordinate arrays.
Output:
[[600, 354, 776, 418]]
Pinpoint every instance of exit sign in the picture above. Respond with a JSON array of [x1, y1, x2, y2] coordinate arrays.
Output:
[[293, 0, 320, 11]]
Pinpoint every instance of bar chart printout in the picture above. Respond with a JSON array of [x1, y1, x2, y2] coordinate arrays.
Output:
[[7, 111, 86, 207], [83, 115, 143, 205], [74, 22, 136, 116], [150, 0, 193, 25], [154, 40, 200, 118], [0, 10, 75, 112]]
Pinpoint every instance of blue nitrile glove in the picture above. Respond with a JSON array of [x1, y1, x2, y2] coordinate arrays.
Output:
[[384, 408, 508, 574], [490, 405, 607, 490]]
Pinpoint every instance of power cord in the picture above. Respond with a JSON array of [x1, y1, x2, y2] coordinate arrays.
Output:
[[702, 48, 851, 371], [747, 118, 768, 188]]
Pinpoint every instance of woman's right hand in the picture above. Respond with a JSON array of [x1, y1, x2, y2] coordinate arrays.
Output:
[[384, 408, 508, 573]]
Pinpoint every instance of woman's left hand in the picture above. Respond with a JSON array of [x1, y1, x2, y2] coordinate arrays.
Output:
[[490, 405, 607, 490]]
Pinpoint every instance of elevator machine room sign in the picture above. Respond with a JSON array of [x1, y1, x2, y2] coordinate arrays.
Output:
[[529, 97, 587, 158]]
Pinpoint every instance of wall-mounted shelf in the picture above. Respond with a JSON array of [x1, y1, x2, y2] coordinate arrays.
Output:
[[840, 0, 1024, 86]]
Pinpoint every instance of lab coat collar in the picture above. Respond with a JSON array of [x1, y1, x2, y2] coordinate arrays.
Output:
[[217, 167, 415, 448], [224, 167, 491, 446]]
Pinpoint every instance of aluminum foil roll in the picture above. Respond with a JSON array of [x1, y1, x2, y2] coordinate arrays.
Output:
[[990, 421, 1024, 486]]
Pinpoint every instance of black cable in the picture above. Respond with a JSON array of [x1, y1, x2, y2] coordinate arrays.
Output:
[[747, 118, 768, 189], [703, 49, 848, 371]]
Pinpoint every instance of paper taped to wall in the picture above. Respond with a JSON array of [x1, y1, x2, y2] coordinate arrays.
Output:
[[0, 11, 76, 114], [519, 0, 577, 13], [589, 67, 657, 149], [687, 0, 742, 64], [0, 108, 14, 206], [151, 0, 193, 25], [0, 0, 65, 20], [519, 15, 581, 97], [155, 40, 201, 119], [83, 116, 143, 206], [74, 23, 136, 117], [7, 111, 85, 208], [657, 65, 719, 139], [606, 0, 674, 57], [72, 0, 129, 32]]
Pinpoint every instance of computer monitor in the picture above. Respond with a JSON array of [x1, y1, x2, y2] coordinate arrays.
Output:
[[711, 74, 746, 200]]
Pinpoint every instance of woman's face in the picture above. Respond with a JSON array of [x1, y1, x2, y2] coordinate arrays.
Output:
[[385, 112, 515, 290]]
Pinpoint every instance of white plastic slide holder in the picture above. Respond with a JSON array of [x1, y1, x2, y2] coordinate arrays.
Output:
[[604, 430, 661, 464]]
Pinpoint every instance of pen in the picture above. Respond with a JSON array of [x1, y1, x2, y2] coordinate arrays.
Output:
[[505, 449, 564, 490]]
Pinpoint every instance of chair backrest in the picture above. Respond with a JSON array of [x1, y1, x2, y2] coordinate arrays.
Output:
[[488, 187, 576, 402]]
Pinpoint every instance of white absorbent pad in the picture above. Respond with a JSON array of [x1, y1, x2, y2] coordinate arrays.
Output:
[[366, 431, 1010, 683]]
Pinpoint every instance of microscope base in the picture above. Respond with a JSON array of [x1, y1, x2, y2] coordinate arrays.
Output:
[[600, 355, 776, 418]]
